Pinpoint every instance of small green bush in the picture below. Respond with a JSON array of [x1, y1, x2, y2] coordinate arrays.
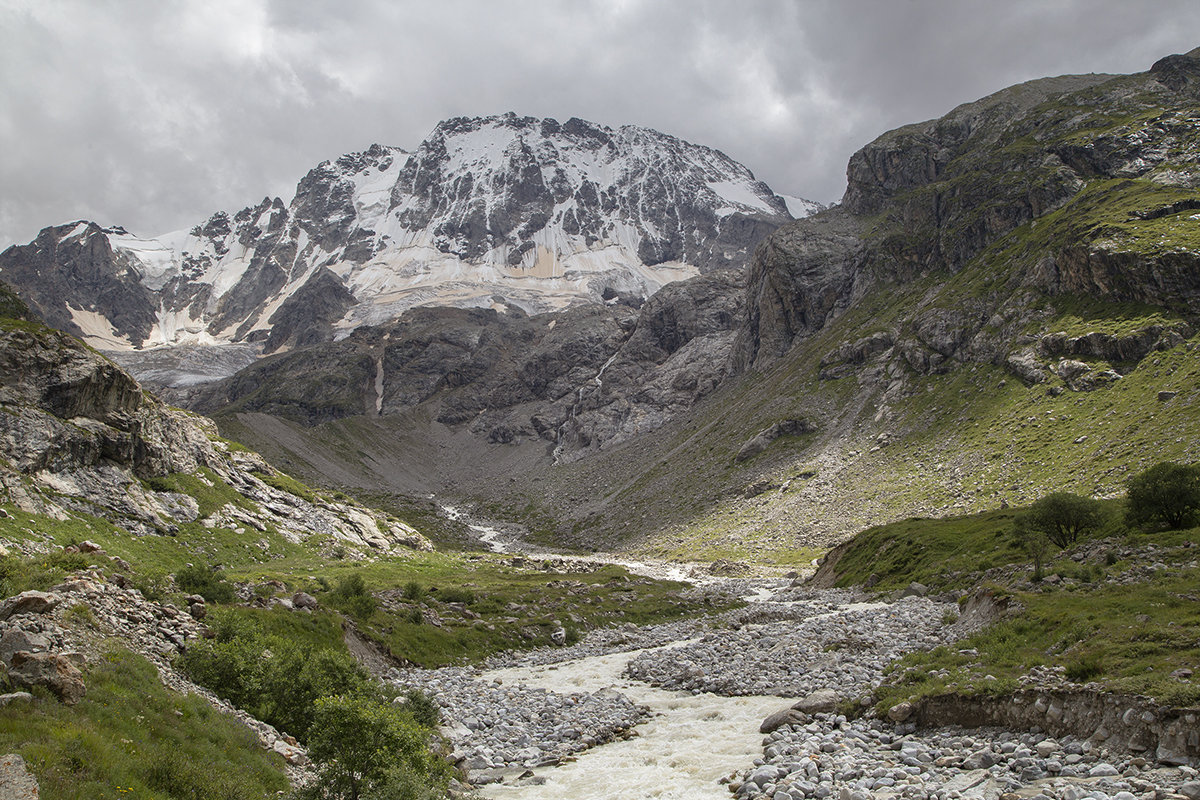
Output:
[[397, 688, 440, 728], [1126, 461, 1200, 530], [326, 572, 378, 619], [180, 610, 372, 742], [175, 564, 236, 604], [293, 694, 448, 800], [437, 587, 475, 605], [1065, 655, 1105, 683], [402, 580, 425, 602]]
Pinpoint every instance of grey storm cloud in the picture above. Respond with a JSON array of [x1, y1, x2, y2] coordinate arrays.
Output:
[[2, 0, 1198, 248]]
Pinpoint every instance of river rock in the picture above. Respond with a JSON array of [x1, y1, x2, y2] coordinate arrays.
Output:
[[762, 705, 809, 734], [795, 689, 841, 714]]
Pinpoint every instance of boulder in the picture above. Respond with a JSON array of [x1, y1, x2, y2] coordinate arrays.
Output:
[[793, 688, 840, 714], [0, 754, 39, 800], [887, 701, 914, 722], [0, 590, 63, 621], [8, 650, 86, 704], [735, 419, 815, 462], [292, 592, 319, 610], [761, 705, 809, 734], [0, 629, 50, 665]]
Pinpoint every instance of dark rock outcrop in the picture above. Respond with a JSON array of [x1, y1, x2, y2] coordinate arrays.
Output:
[[740, 58, 1200, 376], [0, 222, 158, 345]]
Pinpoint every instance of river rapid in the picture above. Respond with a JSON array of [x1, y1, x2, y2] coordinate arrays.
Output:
[[398, 510, 1199, 800], [479, 642, 790, 799]]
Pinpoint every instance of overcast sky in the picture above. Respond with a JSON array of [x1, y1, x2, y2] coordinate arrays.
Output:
[[2, 0, 1197, 248]]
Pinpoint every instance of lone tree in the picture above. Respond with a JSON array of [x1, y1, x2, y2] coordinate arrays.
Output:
[[1012, 514, 1054, 579], [1019, 492, 1105, 549], [297, 693, 447, 800], [1126, 461, 1200, 530]]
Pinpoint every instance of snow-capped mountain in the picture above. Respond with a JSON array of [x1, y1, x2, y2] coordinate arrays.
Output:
[[0, 113, 815, 360]]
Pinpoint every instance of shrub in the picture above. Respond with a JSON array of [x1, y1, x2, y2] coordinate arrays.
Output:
[[327, 572, 378, 618], [1126, 461, 1200, 530], [1065, 654, 1104, 683], [1012, 515, 1053, 574], [180, 610, 373, 742], [295, 694, 448, 800], [436, 586, 475, 605], [176, 564, 236, 604], [1019, 493, 1105, 548], [397, 687, 441, 728], [260, 643, 372, 740], [402, 580, 425, 602]]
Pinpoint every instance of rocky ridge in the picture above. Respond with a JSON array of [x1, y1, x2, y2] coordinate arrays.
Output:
[[0, 114, 807, 370], [0, 291, 431, 555]]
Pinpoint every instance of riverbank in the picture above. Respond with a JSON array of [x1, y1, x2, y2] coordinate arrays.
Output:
[[384, 576, 1199, 799]]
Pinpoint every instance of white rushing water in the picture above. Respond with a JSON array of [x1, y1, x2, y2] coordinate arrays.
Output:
[[440, 504, 512, 552], [480, 643, 792, 800]]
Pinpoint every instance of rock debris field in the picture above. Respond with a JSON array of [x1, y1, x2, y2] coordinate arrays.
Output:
[[389, 583, 1199, 799]]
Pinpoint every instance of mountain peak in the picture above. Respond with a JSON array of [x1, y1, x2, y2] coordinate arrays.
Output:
[[0, 114, 814, 359]]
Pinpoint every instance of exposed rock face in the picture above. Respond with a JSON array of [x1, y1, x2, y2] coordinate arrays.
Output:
[[0, 222, 159, 346], [0, 114, 807, 374], [735, 419, 815, 463], [911, 689, 1200, 767], [0, 307, 431, 551], [740, 56, 1200, 379], [735, 210, 863, 369], [7, 650, 86, 704], [188, 268, 745, 458]]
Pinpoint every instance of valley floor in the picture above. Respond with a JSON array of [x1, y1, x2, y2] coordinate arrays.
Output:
[[378, 572, 1199, 800]]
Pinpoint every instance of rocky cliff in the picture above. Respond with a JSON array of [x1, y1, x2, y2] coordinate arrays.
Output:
[[739, 52, 1200, 373], [183, 266, 743, 464], [0, 288, 429, 553]]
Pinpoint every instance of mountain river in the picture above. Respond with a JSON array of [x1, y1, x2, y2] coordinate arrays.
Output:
[[479, 641, 790, 799]]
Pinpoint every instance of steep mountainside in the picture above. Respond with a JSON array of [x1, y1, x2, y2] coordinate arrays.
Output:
[[198, 50, 1200, 558], [0, 287, 430, 555], [0, 114, 804, 377], [182, 267, 744, 463]]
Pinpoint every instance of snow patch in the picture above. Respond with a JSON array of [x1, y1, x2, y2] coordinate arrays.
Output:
[[779, 194, 824, 219], [705, 180, 776, 215], [67, 305, 134, 349]]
